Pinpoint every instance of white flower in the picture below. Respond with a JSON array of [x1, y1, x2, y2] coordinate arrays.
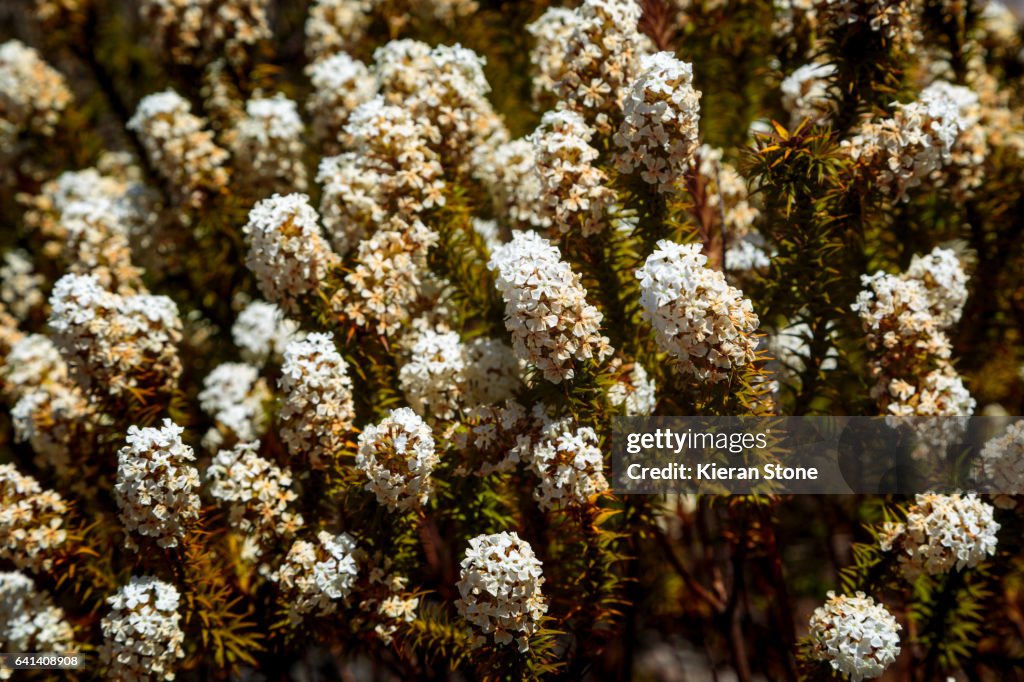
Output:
[[127, 89, 229, 208], [114, 419, 201, 549], [975, 421, 1024, 497], [206, 441, 303, 565], [456, 531, 547, 652], [231, 300, 301, 365], [0, 40, 72, 144], [808, 591, 901, 681], [305, 52, 375, 148], [279, 333, 355, 468], [530, 109, 614, 235], [521, 416, 609, 510], [780, 62, 835, 126], [139, 0, 271, 66], [275, 530, 358, 622], [489, 231, 613, 383], [356, 407, 439, 511], [100, 576, 185, 681], [607, 360, 657, 416], [0, 464, 68, 573], [0, 250, 45, 321], [232, 94, 307, 192], [0, 571, 75, 674], [615, 51, 702, 191], [881, 493, 999, 579], [243, 193, 340, 313], [197, 363, 270, 451], [636, 240, 759, 383]]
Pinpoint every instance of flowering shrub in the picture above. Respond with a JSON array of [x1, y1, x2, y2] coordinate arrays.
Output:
[[1, 0, 1023, 680]]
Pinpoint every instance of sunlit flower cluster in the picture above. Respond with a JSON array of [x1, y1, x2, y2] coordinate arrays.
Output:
[[526, 8, 582, 109], [852, 247, 974, 418], [607, 359, 657, 416], [127, 89, 230, 208], [356, 407, 439, 511], [521, 416, 609, 510], [305, 52, 376, 150], [275, 530, 359, 623], [456, 531, 548, 652], [243, 193, 340, 313], [231, 300, 301, 366], [975, 421, 1024, 499], [0, 464, 68, 573], [556, 0, 646, 133], [474, 138, 551, 231], [0, 571, 75, 678], [615, 51, 702, 191], [198, 362, 271, 451], [115, 419, 201, 549], [637, 240, 760, 383], [100, 576, 185, 681], [0, 40, 71, 147], [490, 231, 613, 383], [48, 273, 183, 407], [879, 493, 1000, 579], [206, 441, 304, 565], [843, 81, 980, 200], [0, 251, 45, 321], [231, 94, 308, 193], [278, 333, 355, 468], [808, 591, 901, 682], [317, 97, 444, 255], [530, 109, 614, 235]]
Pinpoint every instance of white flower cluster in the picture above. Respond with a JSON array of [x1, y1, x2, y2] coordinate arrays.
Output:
[[452, 400, 541, 475], [399, 327, 521, 420], [879, 493, 999, 579], [0, 250, 45, 321], [318, 97, 444, 255], [59, 197, 144, 294], [275, 530, 359, 622], [694, 145, 761, 245], [0, 40, 72, 146], [1, 334, 93, 470], [231, 94, 307, 192], [473, 138, 551, 231], [637, 240, 760, 383], [206, 441, 304, 564], [522, 417, 609, 510], [100, 576, 185, 681], [976, 421, 1024, 498], [356, 407, 439, 511], [48, 273, 183, 405], [305, 52, 376, 150], [772, 0, 819, 37], [0, 571, 75, 678], [335, 216, 439, 336], [375, 41, 506, 176], [198, 362, 270, 451], [0, 464, 68, 573], [489, 231, 612, 383], [556, 0, 646, 132], [851, 247, 974, 418], [304, 0, 372, 61], [808, 591, 901, 681], [231, 300, 301, 366], [530, 109, 614, 236], [243, 193, 340, 313], [1, 333, 68, 403], [278, 333, 355, 468], [114, 419, 201, 549], [608, 359, 657, 416], [526, 8, 583, 109], [456, 531, 548, 652], [139, 0, 271, 66], [780, 62, 836, 126], [615, 52, 702, 191], [10, 379, 94, 474], [843, 81, 980, 200], [127, 89, 230, 208]]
